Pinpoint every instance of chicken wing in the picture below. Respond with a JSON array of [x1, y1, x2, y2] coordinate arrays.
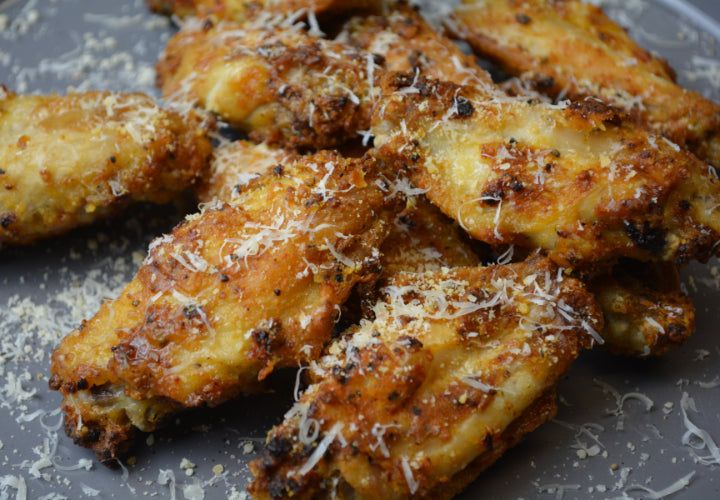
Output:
[[373, 75, 720, 269], [589, 260, 694, 357], [249, 258, 601, 499], [157, 21, 377, 150], [0, 87, 212, 245], [49, 145, 403, 462], [146, 0, 378, 24], [452, 0, 720, 168]]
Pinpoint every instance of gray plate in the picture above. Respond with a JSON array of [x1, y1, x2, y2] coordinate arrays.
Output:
[[1, 0, 720, 499]]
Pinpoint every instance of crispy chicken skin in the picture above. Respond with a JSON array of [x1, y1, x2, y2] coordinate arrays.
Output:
[[589, 260, 694, 357], [341, 4, 697, 357], [452, 0, 720, 168], [0, 87, 212, 245], [146, 0, 378, 23], [49, 146, 403, 462], [339, 3, 493, 87], [157, 21, 377, 150], [194, 139, 298, 203], [249, 258, 601, 499], [373, 75, 720, 269]]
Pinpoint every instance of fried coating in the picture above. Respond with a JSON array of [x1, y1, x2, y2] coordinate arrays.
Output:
[[194, 139, 297, 203], [453, 0, 720, 168], [590, 260, 694, 357], [146, 0, 378, 23], [249, 258, 601, 498], [0, 87, 212, 245], [157, 21, 377, 150], [339, 3, 493, 87], [49, 147, 403, 462], [373, 74, 720, 269]]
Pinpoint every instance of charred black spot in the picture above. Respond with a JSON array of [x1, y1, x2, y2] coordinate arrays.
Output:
[[511, 178, 524, 192], [537, 75, 555, 89], [273, 165, 284, 176], [516, 13, 532, 24], [624, 221, 666, 254], [335, 274, 344, 282], [484, 432, 494, 450], [268, 477, 301, 499], [388, 390, 400, 401], [679, 200, 691, 211], [76, 378, 89, 391], [265, 436, 292, 459], [332, 364, 348, 385], [86, 427, 102, 443], [0, 212, 16, 229], [454, 96, 474, 118], [412, 406, 422, 416]]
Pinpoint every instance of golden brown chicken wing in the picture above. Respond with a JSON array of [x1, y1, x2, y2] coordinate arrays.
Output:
[[157, 21, 378, 150], [146, 0, 378, 24], [589, 260, 694, 357], [373, 75, 720, 269], [49, 145, 403, 462], [249, 258, 601, 499], [452, 0, 720, 168], [0, 87, 212, 245]]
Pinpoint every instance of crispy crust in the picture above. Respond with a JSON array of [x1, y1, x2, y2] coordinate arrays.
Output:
[[453, 0, 720, 167], [0, 87, 212, 245], [249, 258, 600, 498], [49, 147, 404, 462], [157, 21, 377, 150], [373, 74, 720, 269]]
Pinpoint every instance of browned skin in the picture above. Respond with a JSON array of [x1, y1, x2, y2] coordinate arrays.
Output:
[[0, 87, 212, 245], [342, 5, 696, 357], [589, 260, 695, 357], [249, 259, 601, 499], [146, 0, 379, 23], [339, 3, 493, 86], [453, 0, 720, 168], [49, 147, 404, 463], [194, 140, 299, 203], [157, 21, 378, 150], [373, 74, 720, 270]]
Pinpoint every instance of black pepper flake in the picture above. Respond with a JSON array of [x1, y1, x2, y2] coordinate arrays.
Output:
[[388, 391, 400, 401], [220, 274, 229, 282], [0, 168, 5, 175], [516, 13, 532, 24], [131, 300, 140, 307], [274, 289, 281, 296], [109, 155, 116, 163], [550, 149, 561, 157], [335, 274, 344, 282], [273, 165, 284, 176], [679, 200, 691, 211]]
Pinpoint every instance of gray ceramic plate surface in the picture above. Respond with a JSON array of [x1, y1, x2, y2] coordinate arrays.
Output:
[[1, 0, 720, 498]]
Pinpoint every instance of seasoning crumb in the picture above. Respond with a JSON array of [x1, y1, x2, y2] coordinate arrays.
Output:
[[180, 458, 196, 470], [212, 464, 225, 475], [146, 434, 155, 446]]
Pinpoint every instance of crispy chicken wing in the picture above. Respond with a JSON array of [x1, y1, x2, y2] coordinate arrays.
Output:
[[452, 0, 720, 168], [249, 258, 601, 499], [589, 260, 694, 357], [49, 145, 403, 462], [157, 21, 377, 150], [340, 5, 697, 357], [0, 87, 212, 245], [373, 75, 720, 269], [146, 0, 378, 23]]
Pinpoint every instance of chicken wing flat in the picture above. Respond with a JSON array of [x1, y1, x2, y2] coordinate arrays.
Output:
[[0, 87, 212, 245], [249, 258, 601, 499], [339, 3, 493, 87], [453, 0, 720, 168], [146, 0, 378, 24], [373, 75, 720, 269], [157, 21, 377, 150], [49, 146, 403, 462], [589, 260, 694, 357]]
